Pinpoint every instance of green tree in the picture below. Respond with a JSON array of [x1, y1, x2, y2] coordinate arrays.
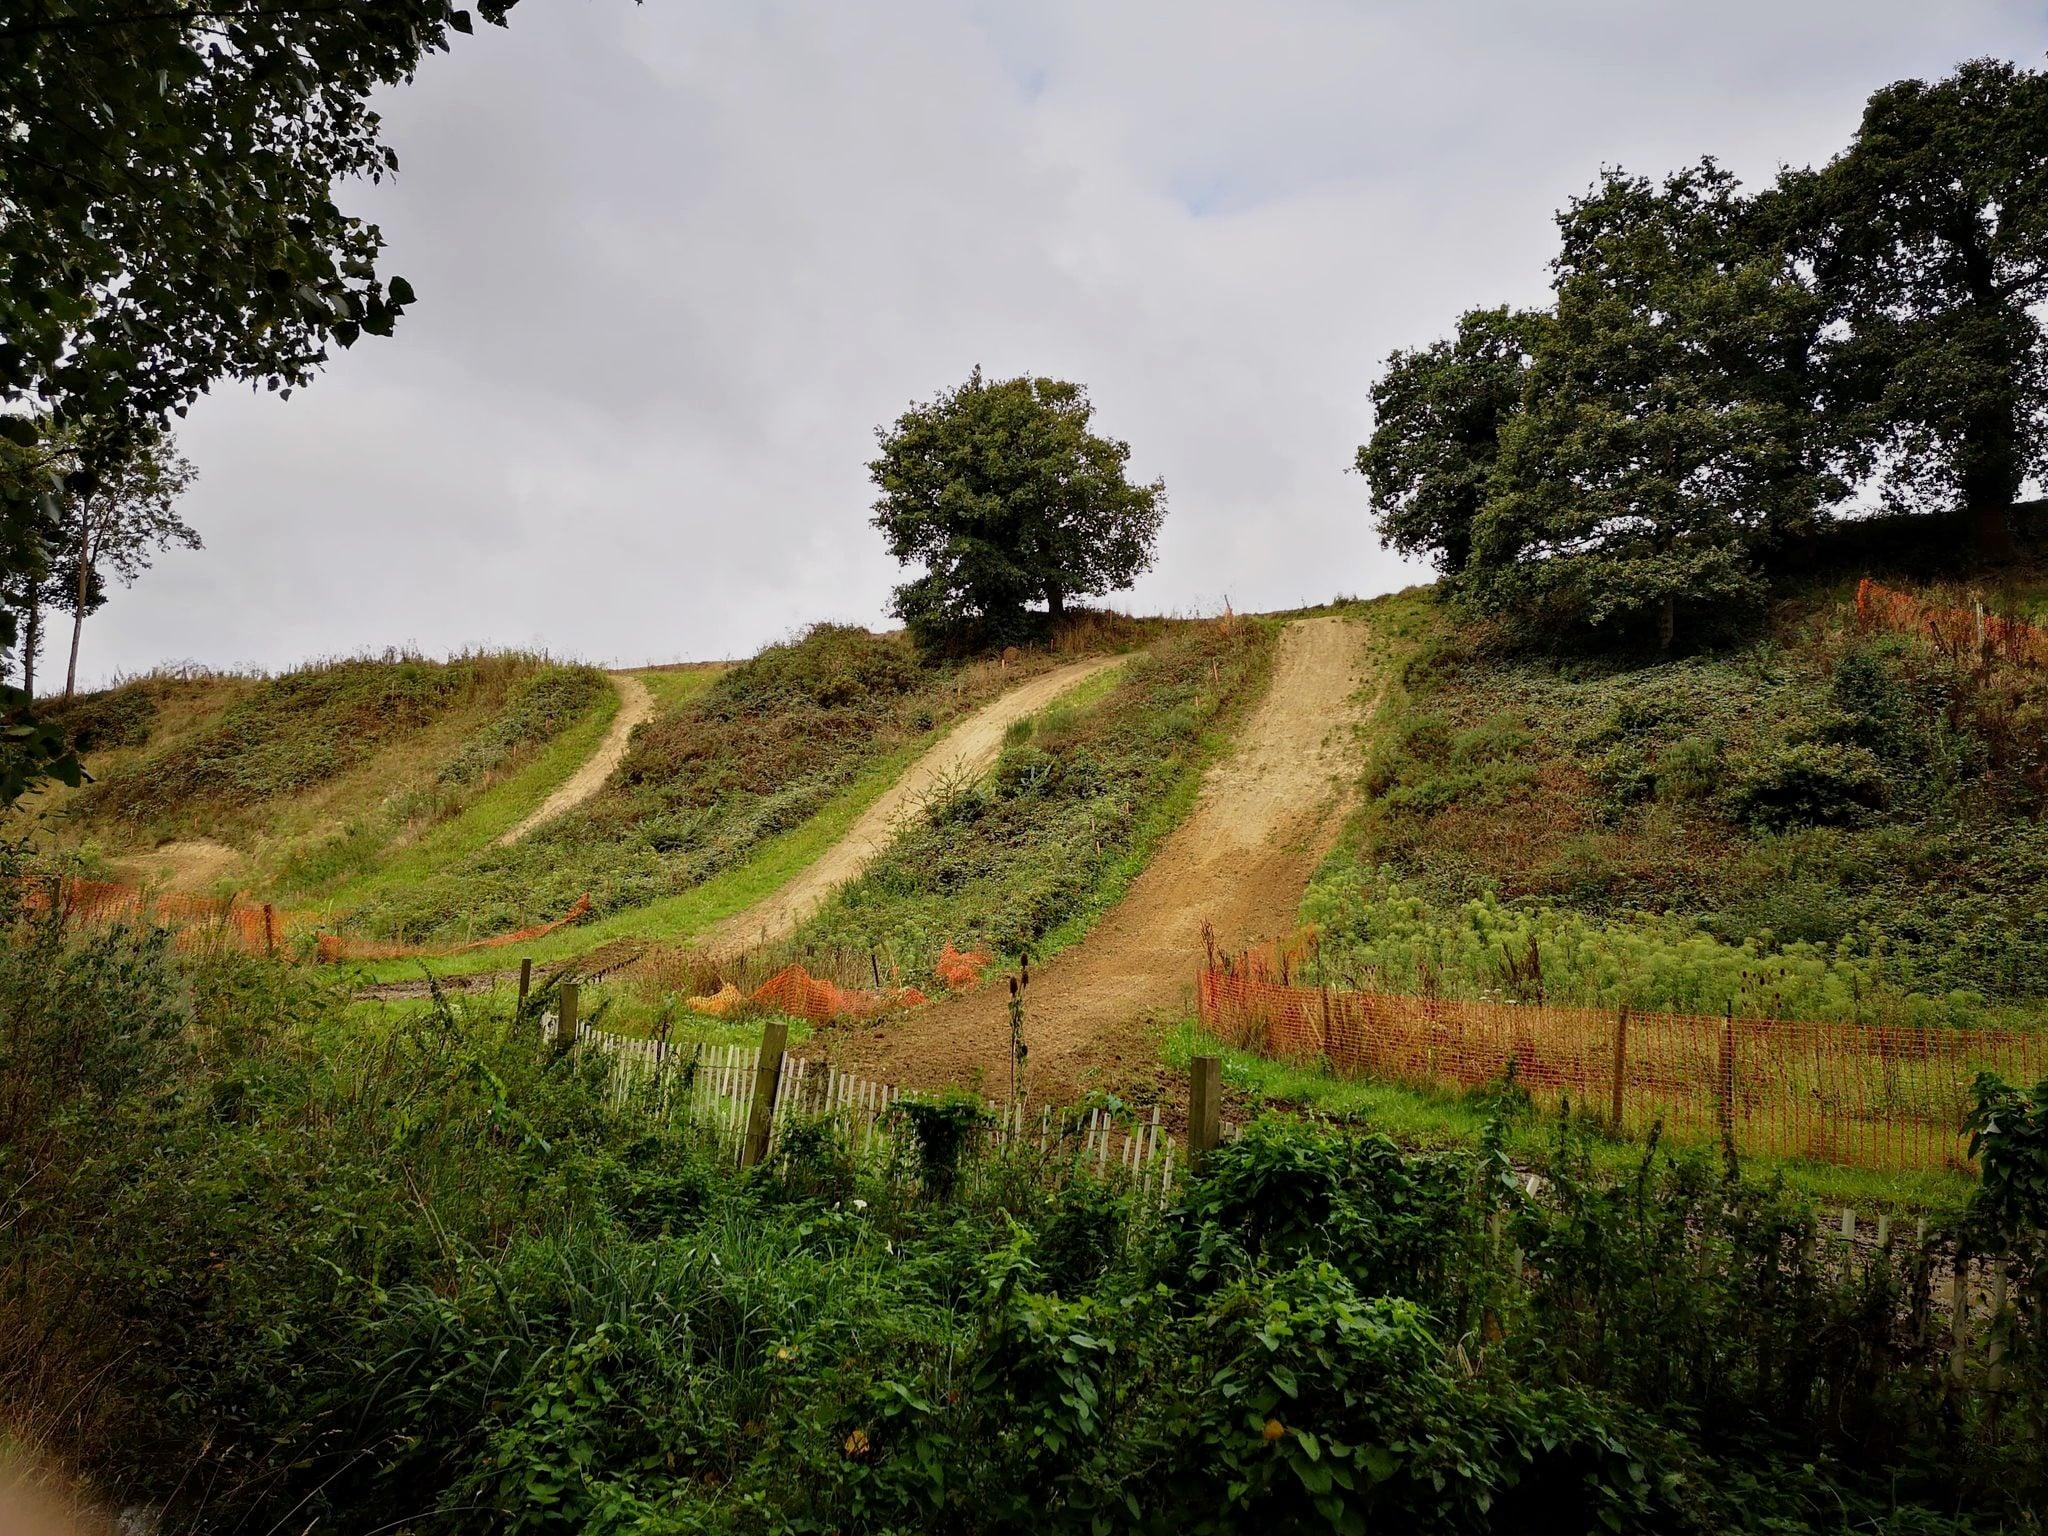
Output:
[[1356, 307, 1545, 576], [1470, 162, 1836, 648], [52, 431, 200, 699], [0, 1, 529, 798], [869, 370, 1165, 650], [1810, 58, 2048, 553]]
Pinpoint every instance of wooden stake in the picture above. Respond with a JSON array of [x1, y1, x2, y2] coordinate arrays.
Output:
[[1610, 1006, 1628, 1130], [553, 981, 579, 1052], [1189, 1055, 1222, 1170], [741, 1020, 789, 1169], [517, 957, 533, 1014]]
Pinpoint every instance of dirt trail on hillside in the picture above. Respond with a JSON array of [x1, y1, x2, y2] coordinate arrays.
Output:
[[700, 655, 1126, 953], [496, 673, 655, 846], [827, 616, 1371, 1098]]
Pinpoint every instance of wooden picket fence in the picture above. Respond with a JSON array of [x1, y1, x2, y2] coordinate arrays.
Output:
[[546, 1003, 1185, 1203]]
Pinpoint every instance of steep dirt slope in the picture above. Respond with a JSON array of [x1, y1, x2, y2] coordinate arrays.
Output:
[[496, 674, 655, 845], [700, 654, 1127, 952], [828, 615, 1371, 1096]]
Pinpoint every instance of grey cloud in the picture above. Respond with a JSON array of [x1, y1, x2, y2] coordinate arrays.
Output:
[[89, 0, 2048, 683]]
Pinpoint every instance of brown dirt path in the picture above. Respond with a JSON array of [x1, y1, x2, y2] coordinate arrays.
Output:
[[826, 615, 1372, 1099], [699, 654, 1127, 953], [496, 673, 655, 846]]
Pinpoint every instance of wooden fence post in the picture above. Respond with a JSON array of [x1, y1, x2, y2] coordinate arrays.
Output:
[[741, 1020, 790, 1169], [517, 957, 533, 1015], [262, 902, 278, 957], [1610, 1006, 1628, 1130], [554, 981, 579, 1053], [1189, 1055, 1222, 1171], [1716, 1006, 1736, 1146]]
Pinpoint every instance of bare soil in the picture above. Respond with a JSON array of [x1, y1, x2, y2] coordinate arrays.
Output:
[[825, 615, 1373, 1100], [496, 673, 655, 846]]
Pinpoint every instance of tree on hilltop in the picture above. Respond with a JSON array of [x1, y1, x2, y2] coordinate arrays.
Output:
[[869, 370, 1165, 651], [1357, 306, 1546, 576], [1472, 162, 1838, 648], [1809, 57, 2048, 554]]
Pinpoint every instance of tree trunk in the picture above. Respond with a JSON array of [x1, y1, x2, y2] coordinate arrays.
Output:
[[22, 588, 38, 699], [1658, 594, 1676, 653], [65, 549, 90, 699], [1046, 585, 1066, 625]]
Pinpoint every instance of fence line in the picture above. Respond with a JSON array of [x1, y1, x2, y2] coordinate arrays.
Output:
[[556, 1014, 1182, 1202], [1198, 956, 2046, 1174], [15, 873, 591, 961], [1856, 577, 2048, 668]]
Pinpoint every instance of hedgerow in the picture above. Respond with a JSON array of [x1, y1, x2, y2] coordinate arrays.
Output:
[[2, 920, 2040, 1532]]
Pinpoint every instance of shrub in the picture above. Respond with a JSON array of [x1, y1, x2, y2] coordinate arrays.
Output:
[[1728, 740, 1889, 830]]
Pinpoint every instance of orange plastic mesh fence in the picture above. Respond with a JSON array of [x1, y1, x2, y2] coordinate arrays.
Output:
[[19, 875, 315, 954], [750, 963, 927, 1026], [312, 894, 592, 962], [1857, 578, 2048, 669], [1199, 955, 2046, 1173], [15, 875, 591, 963], [934, 942, 993, 990]]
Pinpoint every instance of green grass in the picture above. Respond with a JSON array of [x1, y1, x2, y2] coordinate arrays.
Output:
[[1159, 1020, 1974, 1213], [630, 664, 724, 717], [284, 680, 623, 907], [347, 730, 942, 981]]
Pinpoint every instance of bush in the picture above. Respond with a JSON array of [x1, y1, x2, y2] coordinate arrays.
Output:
[[1728, 740, 1889, 830]]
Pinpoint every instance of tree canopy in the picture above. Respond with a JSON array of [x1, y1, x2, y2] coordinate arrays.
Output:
[[0, 0, 527, 798], [870, 370, 1165, 650], [1362, 56, 2048, 648]]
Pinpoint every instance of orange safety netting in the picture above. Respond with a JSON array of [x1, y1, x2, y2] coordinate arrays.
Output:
[[751, 963, 927, 1025], [1199, 953, 2047, 1174], [13, 874, 592, 963], [1856, 578, 2048, 669], [17, 875, 317, 954], [686, 982, 747, 1017], [935, 942, 993, 990], [313, 894, 592, 962]]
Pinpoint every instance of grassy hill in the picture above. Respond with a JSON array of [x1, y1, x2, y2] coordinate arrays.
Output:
[[34, 652, 616, 895], [1301, 554, 2048, 1031]]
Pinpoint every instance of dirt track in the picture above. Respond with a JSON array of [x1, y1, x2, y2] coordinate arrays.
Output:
[[700, 654, 1126, 952], [828, 615, 1372, 1099], [496, 673, 655, 846]]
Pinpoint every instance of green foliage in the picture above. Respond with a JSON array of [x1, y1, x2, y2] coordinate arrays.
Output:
[[1813, 59, 2048, 544], [870, 369, 1166, 651], [1310, 585, 2048, 1022], [1727, 739, 1888, 830], [1965, 1071, 2048, 1248], [1, 935, 2037, 1533], [1357, 306, 1544, 575], [1363, 59, 2048, 644], [889, 1089, 991, 1200]]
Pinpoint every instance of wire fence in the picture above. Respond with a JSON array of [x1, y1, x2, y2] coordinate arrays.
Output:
[[1198, 953, 2046, 1173]]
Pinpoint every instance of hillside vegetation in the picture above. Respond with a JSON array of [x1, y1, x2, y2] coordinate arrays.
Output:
[[795, 618, 1274, 976], [37, 652, 613, 893], [330, 624, 1111, 946], [1305, 549, 2048, 1030], [4, 931, 2040, 1533]]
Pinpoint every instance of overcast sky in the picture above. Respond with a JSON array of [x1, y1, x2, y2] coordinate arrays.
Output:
[[84, 0, 2048, 684]]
